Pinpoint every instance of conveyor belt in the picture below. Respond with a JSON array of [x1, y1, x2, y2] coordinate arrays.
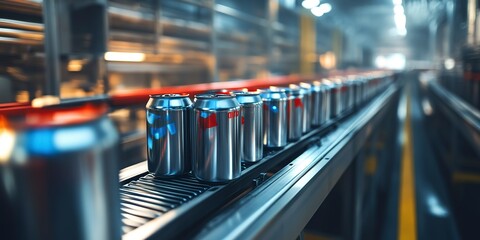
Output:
[[119, 84, 395, 239], [191, 84, 399, 240]]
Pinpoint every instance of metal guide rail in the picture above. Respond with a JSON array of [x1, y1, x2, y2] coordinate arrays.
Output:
[[119, 84, 398, 239], [427, 80, 480, 156], [192, 85, 399, 239]]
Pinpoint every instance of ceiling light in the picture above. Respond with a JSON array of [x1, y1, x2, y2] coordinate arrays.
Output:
[[311, 3, 332, 16], [394, 5, 404, 15], [319, 3, 332, 13], [393, 0, 402, 5], [302, 0, 320, 9], [394, 14, 406, 27], [397, 27, 407, 36], [104, 52, 146, 62]]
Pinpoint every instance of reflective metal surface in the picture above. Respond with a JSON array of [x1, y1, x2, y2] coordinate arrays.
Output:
[[192, 83, 399, 240], [192, 94, 242, 182], [346, 77, 355, 110], [321, 80, 333, 123], [259, 89, 288, 148], [146, 94, 193, 177], [0, 105, 121, 240], [299, 82, 312, 133], [330, 79, 343, 118], [234, 92, 263, 162], [284, 85, 304, 141]]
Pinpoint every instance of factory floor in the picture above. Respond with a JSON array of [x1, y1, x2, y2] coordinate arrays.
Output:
[[304, 75, 469, 240], [380, 77, 460, 240]]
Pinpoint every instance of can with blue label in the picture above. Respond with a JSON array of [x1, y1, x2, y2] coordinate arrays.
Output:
[[146, 94, 193, 177], [259, 89, 288, 148]]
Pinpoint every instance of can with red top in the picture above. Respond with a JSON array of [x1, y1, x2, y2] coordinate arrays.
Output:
[[192, 94, 242, 182], [284, 85, 304, 140], [0, 98, 121, 240], [232, 91, 263, 163], [299, 83, 312, 133]]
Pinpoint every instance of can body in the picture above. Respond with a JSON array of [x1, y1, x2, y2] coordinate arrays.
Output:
[[192, 94, 242, 182], [285, 86, 304, 140], [299, 83, 312, 133], [331, 81, 343, 118], [346, 80, 355, 110], [311, 82, 322, 126], [354, 79, 363, 108], [321, 82, 332, 123], [0, 105, 121, 240], [234, 92, 263, 162], [260, 90, 288, 147], [146, 94, 193, 177]]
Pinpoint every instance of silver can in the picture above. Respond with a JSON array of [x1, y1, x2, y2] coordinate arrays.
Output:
[[353, 78, 363, 108], [299, 82, 312, 133], [192, 94, 242, 182], [259, 89, 288, 148], [284, 85, 304, 140], [320, 79, 333, 123], [330, 78, 343, 118], [346, 77, 355, 111], [233, 92, 263, 163], [146, 94, 193, 177], [310, 82, 322, 127], [0, 102, 121, 240]]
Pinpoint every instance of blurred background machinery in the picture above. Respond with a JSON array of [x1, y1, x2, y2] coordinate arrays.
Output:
[[2, 0, 480, 239]]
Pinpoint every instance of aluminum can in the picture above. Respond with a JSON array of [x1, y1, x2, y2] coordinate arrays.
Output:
[[146, 94, 193, 177], [346, 77, 355, 110], [320, 80, 333, 123], [281, 85, 304, 140], [259, 89, 287, 148], [310, 82, 322, 126], [330, 78, 343, 118], [299, 82, 312, 133], [353, 77, 363, 108], [192, 94, 242, 182], [0, 102, 121, 240], [233, 92, 263, 163], [312, 80, 330, 126]]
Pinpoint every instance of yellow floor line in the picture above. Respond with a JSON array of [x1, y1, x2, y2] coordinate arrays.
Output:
[[452, 171, 480, 184], [398, 88, 417, 240]]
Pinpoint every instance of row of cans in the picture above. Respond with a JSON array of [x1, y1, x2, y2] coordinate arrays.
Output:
[[146, 72, 393, 183]]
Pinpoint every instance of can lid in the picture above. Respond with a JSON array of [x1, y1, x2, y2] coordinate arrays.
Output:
[[233, 91, 262, 105], [231, 91, 260, 96], [300, 82, 312, 88], [195, 93, 235, 99], [194, 94, 240, 110], [149, 93, 190, 98], [285, 85, 304, 96], [258, 89, 287, 100]]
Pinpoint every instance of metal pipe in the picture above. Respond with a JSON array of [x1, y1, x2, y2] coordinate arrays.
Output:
[[42, 0, 62, 96]]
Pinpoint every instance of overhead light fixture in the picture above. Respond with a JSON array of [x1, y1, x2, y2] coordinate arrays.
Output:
[[393, 0, 402, 5], [394, 5, 404, 15], [394, 14, 406, 27], [104, 52, 146, 62], [67, 60, 83, 72], [302, 0, 320, 9], [397, 27, 407, 36], [311, 3, 332, 17]]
